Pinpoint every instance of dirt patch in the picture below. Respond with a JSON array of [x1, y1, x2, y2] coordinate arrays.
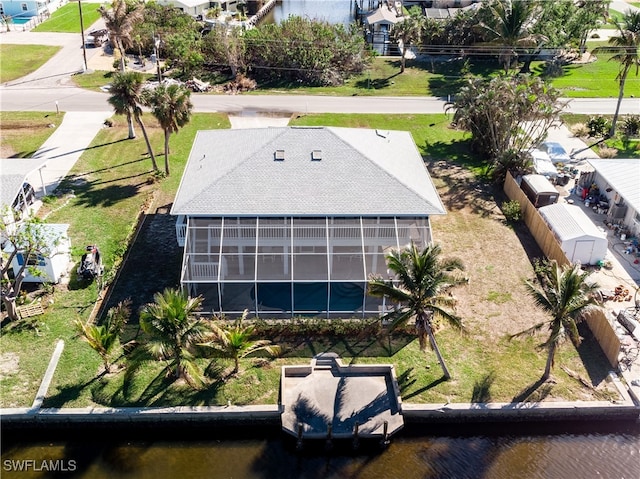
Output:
[[427, 161, 549, 337], [0, 352, 20, 380]]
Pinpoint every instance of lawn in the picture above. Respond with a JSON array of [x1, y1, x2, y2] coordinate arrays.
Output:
[[0, 44, 61, 84], [32, 2, 102, 33], [0, 111, 62, 157], [73, 52, 639, 100]]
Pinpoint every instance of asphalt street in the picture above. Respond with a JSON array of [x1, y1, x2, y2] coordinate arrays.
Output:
[[0, 23, 638, 115]]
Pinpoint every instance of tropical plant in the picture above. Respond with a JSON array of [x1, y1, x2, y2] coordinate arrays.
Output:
[[446, 74, 565, 180], [76, 299, 131, 373], [143, 83, 193, 176], [594, 11, 640, 137], [368, 242, 466, 379], [0, 216, 59, 321], [477, 0, 546, 73], [392, 7, 425, 74], [107, 71, 158, 171], [587, 115, 611, 138], [129, 288, 209, 388], [512, 261, 599, 380], [98, 0, 145, 72], [201, 310, 280, 375]]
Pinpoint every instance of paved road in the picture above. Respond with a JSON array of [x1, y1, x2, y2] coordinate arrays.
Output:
[[1, 29, 639, 115]]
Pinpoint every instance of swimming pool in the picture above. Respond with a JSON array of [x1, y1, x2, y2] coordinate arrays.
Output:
[[11, 17, 33, 25]]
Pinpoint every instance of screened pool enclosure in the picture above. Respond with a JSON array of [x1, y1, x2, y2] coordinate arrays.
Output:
[[171, 127, 446, 317], [177, 216, 433, 316]]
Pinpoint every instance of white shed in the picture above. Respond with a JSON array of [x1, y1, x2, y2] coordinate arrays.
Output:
[[4, 223, 71, 283], [538, 203, 608, 265]]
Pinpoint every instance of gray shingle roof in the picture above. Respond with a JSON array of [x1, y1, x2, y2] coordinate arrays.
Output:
[[0, 158, 47, 209], [170, 127, 446, 217]]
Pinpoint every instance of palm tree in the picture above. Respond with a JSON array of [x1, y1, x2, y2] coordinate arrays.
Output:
[[144, 84, 193, 176], [479, 0, 546, 73], [99, 0, 144, 72], [596, 11, 640, 137], [201, 310, 280, 375], [76, 300, 130, 373], [392, 7, 424, 74], [107, 71, 158, 171], [368, 242, 466, 379], [133, 288, 209, 388], [513, 261, 599, 380]]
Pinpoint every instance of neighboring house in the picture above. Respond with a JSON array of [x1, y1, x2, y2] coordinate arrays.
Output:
[[365, 4, 403, 55], [0, 158, 46, 233], [155, 0, 236, 17], [171, 126, 446, 318], [3, 223, 71, 283], [584, 159, 640, 238], [0, 0, 62, 20]]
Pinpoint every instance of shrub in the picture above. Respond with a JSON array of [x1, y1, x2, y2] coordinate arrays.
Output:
[[597, 146, 618, 158], [621, 115, 640, 137], [570, 122, 590, 138], [502, 199, 522, 223], [587, 115, 610, 138]]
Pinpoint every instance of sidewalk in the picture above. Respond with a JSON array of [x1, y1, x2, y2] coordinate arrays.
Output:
[[27, 111, 112, 197]]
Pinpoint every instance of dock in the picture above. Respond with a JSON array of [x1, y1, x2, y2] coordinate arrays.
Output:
[[280, 353, 404, 444]]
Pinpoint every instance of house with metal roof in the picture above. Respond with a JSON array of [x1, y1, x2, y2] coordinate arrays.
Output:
[[0, 158, 46, 233], [584, 159, 640, 238], [171, 126, 446, 317]]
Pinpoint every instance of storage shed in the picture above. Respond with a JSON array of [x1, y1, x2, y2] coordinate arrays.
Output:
[[4, 223, 71, 283], [538, 203, 608, 265], [521, 174, 559, 208]]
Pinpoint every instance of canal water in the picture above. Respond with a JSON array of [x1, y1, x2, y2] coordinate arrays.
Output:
[[2, 421, 639, 478]]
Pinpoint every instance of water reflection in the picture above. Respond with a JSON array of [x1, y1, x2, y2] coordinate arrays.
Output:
[[2, 421, 639, 478]]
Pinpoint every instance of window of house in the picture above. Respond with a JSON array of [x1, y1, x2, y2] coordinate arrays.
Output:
[[16, 253, 46, 267], [21, 3, 27, 11]]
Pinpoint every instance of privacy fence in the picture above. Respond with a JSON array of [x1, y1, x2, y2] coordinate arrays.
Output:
[[503, 171, 620, 367]]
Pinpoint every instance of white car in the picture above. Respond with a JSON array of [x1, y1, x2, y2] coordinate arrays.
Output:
[[529, 149, 559, 181], [539, 141, 572, 164]]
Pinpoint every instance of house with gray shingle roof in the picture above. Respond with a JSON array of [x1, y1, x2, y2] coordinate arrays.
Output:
[[171, 126, 446, 317]]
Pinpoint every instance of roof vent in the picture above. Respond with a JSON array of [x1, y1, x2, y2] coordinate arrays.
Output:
[[274, 150, 285, 161], [311, 150, 322, 161]]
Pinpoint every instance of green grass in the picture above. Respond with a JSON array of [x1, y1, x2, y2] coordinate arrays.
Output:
[[0, 113, 618, 408], [0, 112, 230, 408], [0, 111, 62, 157], [0, 44, 61, 83], [561, 113, 640, 159], [32, 3, 102, 33]]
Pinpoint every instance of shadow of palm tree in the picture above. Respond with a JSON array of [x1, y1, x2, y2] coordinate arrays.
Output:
[[42, 375, 103, 408], [511, 377, 554, 404], [401, 375, 448, 401], [471, 371, 496, 404]]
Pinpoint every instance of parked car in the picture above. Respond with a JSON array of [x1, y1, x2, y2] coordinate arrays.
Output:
[[539, 141, 571, 164], [529, 148, 559, 181], [85, 29, 108, 48]]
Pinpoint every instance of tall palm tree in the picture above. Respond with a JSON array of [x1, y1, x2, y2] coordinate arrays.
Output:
[[479, 0, 546, 73], [200, 310, 280, 375], [99, 0, 144, 72], [108, 71, 159, 171], [513, 261, 599, 380], [597, 11, 640, 137], [133, 288, 209, 388], [144, 84, 193, 176], [368, 242, 466, 380], [392, 7, 424, 74]]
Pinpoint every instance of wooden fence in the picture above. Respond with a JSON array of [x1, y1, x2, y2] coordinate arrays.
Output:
[[503, 172, 569, 266], [583, 309, 621, 367], [504, 172, 620, 368]]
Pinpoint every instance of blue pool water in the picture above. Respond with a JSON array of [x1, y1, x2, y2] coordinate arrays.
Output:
[[11, 17, 33, 25]]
